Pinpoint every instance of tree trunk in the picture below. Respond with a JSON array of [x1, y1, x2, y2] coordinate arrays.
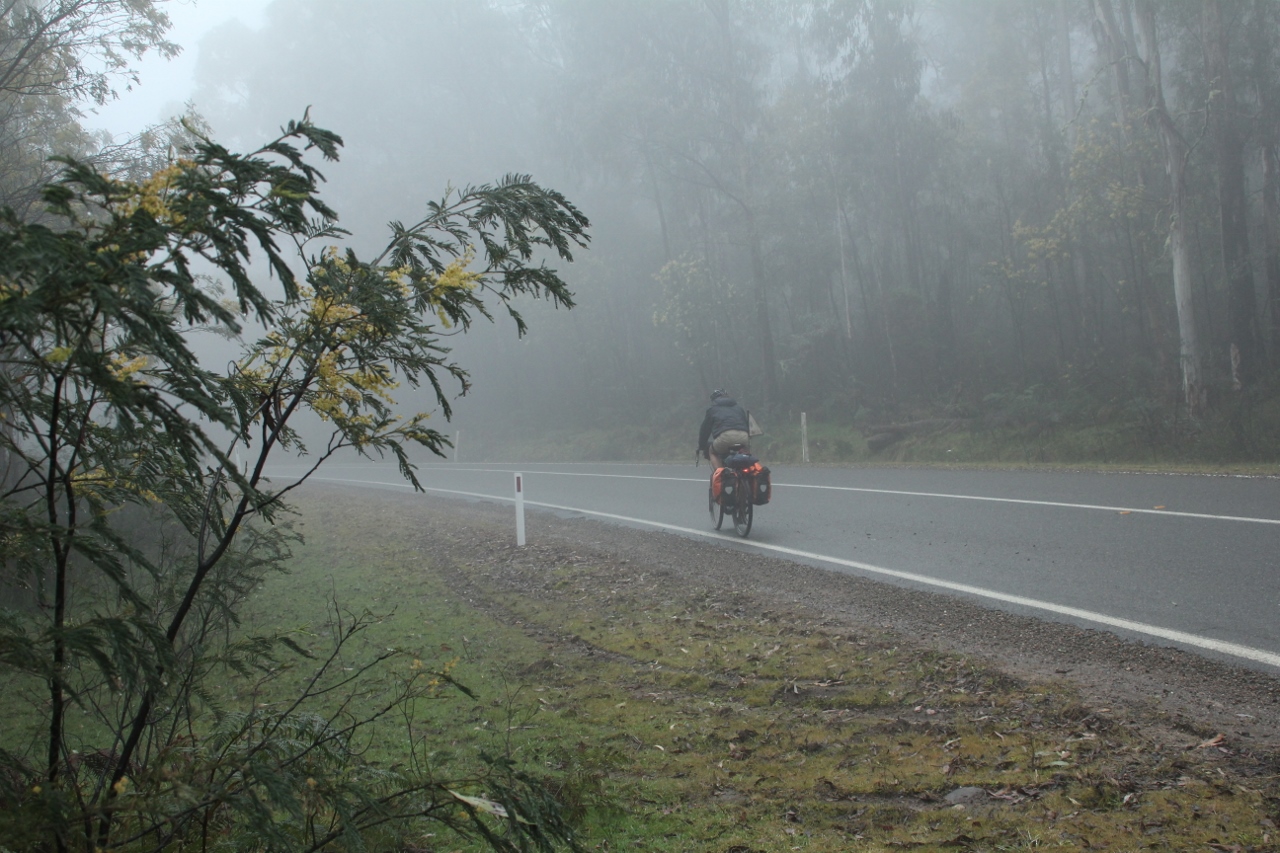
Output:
[[705, 0, 779, 408], [1132, 0, 1205, 418], [1265, 142, 1280, 360], [642, 146, 673, 263], [744, 207, 780, 407], [1090, 0, 1174, 389], [934, 268, 958, 389], [1057, 0, 1079, 151], [1202, 0, 1262, 386], [1248, 0, 1280, 363], [836, 199, 852, 340], [1090, 0, 1138, 148], [1058, 0, 1094, 350]]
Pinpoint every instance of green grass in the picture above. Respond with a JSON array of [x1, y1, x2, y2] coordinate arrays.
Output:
[[234, 517, 555, 779], [249, 493, 1280, 851]]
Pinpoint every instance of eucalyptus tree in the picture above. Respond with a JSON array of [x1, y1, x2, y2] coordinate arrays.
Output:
[[1251, 0, 1280, 358], [1200, 0, 1262, 388], [1089, 0, 1203, 418]]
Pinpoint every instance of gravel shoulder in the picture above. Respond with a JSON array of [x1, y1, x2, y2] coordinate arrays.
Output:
[[333, 483, 1280, 753]]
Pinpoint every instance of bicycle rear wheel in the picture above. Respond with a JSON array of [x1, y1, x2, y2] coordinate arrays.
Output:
[[732, 485, 753, 537]]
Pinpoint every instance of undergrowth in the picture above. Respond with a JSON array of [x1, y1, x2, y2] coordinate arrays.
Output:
[[459, 397, 1280, 473]]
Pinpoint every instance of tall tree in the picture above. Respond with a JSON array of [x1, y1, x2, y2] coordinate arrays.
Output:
[[1252, 0, 1280, 361], [1094, 0, 1204, 418], [1202, 0, 1262, 388]]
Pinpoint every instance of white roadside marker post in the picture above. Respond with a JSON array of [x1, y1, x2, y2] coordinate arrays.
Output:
[[514, 472, 526, 546], [801, 412, 810, 463], [454, 430, 461, 462]]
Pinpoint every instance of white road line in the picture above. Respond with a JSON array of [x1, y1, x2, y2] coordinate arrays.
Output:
[[787, 485, 1280, 525], [305, 465, 1280, 525], [302, 475, 1280, 669]]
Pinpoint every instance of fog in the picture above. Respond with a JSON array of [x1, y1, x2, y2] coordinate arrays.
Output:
[[175, 0, 1280, 459]]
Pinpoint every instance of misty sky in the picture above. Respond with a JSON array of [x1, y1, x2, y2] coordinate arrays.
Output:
[[85, 0, 270, 138]]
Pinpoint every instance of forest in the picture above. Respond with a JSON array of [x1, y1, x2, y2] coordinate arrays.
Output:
[[466, 0, 1280, 462], [188, 0, 1276, 463], [9, 2, 1280, 462]]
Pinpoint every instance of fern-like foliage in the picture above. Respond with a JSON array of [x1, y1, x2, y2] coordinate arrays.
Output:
[[0, 114, 588, 852]]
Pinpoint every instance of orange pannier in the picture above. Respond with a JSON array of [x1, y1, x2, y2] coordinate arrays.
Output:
[[742, 462, 772, 505], [712, 467, 739, 506]]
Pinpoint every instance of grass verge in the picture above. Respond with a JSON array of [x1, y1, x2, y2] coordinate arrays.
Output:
[[463, 417, 1280, 474], [248, 490, 1280, 851]]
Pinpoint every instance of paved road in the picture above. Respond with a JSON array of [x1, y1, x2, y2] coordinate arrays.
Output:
[[274, 461, 1280, 671]]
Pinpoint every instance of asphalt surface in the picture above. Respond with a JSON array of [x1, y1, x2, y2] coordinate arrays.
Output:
[[273, 461, 1280, 672]]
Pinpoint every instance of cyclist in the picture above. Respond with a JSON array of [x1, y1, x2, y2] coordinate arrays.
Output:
[[698, 389, 751, 469]]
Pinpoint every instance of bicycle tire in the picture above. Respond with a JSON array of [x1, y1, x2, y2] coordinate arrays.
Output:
[[733, 482, 753, 537], [709, 483, 726, 530]]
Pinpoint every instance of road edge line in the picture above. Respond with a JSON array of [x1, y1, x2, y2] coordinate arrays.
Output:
[[303, 476, 1280, 670]]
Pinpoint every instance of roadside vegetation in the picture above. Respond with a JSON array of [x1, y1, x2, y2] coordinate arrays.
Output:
[[0, 111, 588, 851], [229, 490, 1280, 852], [457, 405, 1280, 474]]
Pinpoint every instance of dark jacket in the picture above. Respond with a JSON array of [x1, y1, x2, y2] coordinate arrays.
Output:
[[698, 397, 749, 451]]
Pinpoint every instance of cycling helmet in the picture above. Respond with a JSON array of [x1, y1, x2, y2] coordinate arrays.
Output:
[[710, 389, 728, 400]]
